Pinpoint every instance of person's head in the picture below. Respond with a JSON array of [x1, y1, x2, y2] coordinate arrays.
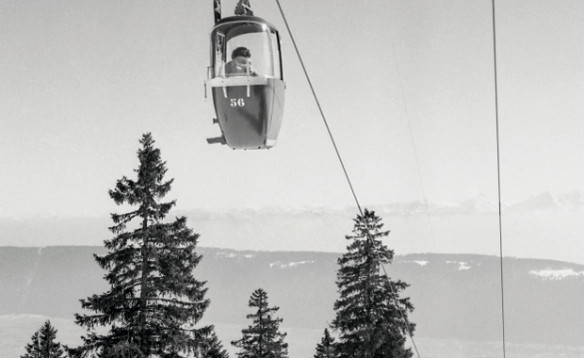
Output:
[[232, 47, 251, 60]]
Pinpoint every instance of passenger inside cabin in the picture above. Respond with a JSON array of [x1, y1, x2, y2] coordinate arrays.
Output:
[[225, 47, 258, 77]]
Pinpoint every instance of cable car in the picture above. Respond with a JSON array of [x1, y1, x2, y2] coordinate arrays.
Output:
[[205, 0, 285, 150]]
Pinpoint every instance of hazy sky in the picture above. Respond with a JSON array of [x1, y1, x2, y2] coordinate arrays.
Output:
[[1, 0, 584, 218]]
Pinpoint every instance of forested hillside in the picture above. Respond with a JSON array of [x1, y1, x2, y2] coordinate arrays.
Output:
[[1, 246, 583, 346]]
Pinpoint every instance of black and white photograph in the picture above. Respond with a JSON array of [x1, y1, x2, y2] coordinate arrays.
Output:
[[1, 0, 583, 357]]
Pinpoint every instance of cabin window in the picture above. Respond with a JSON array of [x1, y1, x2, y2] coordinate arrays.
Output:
[[212, 22, 283, 80], [213, 33, 226, 77], [270, 30, 282, 80]]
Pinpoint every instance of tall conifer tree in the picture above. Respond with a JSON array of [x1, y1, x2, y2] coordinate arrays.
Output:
[[330, 209, 415, 358], [313, 328, 336, 358], [231, 288, 288, 358], [73, 133, 225, 357], [21, 320, 65, 358]]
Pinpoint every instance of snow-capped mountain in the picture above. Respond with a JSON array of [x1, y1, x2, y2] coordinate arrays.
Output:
[[185, 190, 583, 217], [505, 191, 584, 214]]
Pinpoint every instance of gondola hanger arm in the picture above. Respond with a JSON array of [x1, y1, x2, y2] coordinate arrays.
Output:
[[214, 0, 254, 23], [235, 0, 254, 16]]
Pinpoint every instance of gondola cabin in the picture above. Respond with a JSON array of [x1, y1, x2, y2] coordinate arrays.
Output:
[[206, 16, 285, 149]]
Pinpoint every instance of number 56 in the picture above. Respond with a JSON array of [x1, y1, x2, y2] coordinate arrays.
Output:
[[230, 98, 245, 107]]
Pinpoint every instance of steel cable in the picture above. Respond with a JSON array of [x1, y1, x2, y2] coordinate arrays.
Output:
[[491, 0, 507, 357], [274, 1, 421, 356]]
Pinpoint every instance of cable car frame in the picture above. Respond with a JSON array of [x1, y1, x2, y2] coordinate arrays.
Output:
[[206, 0, 286, 150]]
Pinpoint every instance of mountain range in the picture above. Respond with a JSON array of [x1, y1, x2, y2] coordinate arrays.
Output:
[[160, 190, 584, 216], [3, 191, 584, 221], [3, 191, 583, 265]]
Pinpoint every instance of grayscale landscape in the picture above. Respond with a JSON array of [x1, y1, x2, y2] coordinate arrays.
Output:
[[2, 0, 584, 356]]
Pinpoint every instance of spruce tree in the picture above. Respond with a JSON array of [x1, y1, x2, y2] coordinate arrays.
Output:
[[21, 320, 65, 358], [313, 328, 336, 358], [231, 288, 288, 358], [200, 330, 230, 358], [74, 133, 222, 357], [330, 209, 415, 358]]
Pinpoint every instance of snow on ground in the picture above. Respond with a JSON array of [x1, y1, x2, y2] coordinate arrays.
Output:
[[530, 268, 584, 279], [447, 261, 472, 270], [403, 260, 429, 266], [269, 260, 316, 269]]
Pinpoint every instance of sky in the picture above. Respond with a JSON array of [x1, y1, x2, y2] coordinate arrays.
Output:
[[1, 0, 584, 219]]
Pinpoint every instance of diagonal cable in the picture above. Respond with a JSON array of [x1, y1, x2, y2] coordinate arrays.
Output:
[[274, 0, 362, 216], [274, 1, 421, 356]]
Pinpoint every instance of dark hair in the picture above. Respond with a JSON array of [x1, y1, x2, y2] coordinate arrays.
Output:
[[232, 47, 251, 59]]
